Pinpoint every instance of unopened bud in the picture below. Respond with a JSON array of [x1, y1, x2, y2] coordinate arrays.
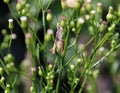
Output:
[[20, 16, 27, 29], [97, 2, 102, 14], [99, 21, 107, 32], [8, 19, 14, 30], [90, 10, 96, 20], [0, 67, 3, 75], [46, 9, 52, 21], [61, 0, 67, 9], [108, 24, 115, 32], [66, 0, 80, 9], [60, 16, 66, 27], [85, 0, 92, 11], [1, 29, 7, 35]]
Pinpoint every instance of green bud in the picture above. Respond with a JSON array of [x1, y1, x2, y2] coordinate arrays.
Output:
[[90, 10, 96, 20], [60, 16, 66, 27], [0, 67, 3, 75], [99, 21, 107, 32], [1, 29, 7, 35], [20, 16, 27, 29], [1, 76, 5, 83], [70, 21, 75, 27], [108, 24, 115, 32], [21, 9, 26, 15], [48, 64, 53, 71], [4, 54, 14, 63], [25, 33, 32, 46], [70, 64, 74, 70], [8, 19, 14, 30], [61, 0, 67, 9], [106, 13, 113, 22], [80, 4, 86, 15], [38, 68, 43, 76], [3, 0, 9, 4], [85, 0, 92, 11], [72, 28, 76, 32], [16, 1, 26, 11], [111, 40, 116, 48], [97, 2, 102, 14], [88, 25, 94, 35], [92, 69, 99, 78], [30, 86, 35, 93], [16, 3, 22, 11], [46, 10, 52, 21], [1, 42, 8, 50], [45, 34, 51, 42]]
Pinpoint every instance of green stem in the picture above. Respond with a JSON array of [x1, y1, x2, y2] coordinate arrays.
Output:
[[56, 59, 63, 93]]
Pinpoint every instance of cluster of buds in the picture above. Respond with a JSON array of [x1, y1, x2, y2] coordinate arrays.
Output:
[[67, 64, 79, 85], [4, 54, 15, 71], [16, 0, 30, 16], [106, 6, 114, 22], [45, 64, 54, 91], [5, 84, 10, 93], [111, 33, 119, 48]]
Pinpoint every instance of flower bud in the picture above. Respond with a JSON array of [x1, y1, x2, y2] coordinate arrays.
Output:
[[1, 29, 7, 35], [85, 0, 92, 11], [48, 64, 53, 71], [72, 28, 76, 32], [70, 64, 74, 70], [45, 34, 51, 42], [30, 86, 35, 93], [4, 54, 14, 63], [85, 14, 90, 21], [38, 67, 43, 76], [3, 0, 9, 4], [60, 16, 66, 27], [88, 25, 94, 35], [66, 0, 80, 9], [46, 9, 52, 21], [80, 4, 86, 15], [8, 19, 14, 30], [97, 2, 102, 14], [99, 21, 107, 32], [0, 67, 3, 75], [1, 76, 5, 83], [70, 21, 75, 27], [16, 1, 25, 11], [90, 10, 96, 20], [111, 40, 116, 48], [25, 32, 32, 46], [92, 69, 99, 78], [77, 17, 85, 27], [20, 16, 27, 29], [108, 24, 115, 32], [61, 0, 67, 9]]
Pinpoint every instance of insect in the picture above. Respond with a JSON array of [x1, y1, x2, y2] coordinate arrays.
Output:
[[50, 24, 64, 54]]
